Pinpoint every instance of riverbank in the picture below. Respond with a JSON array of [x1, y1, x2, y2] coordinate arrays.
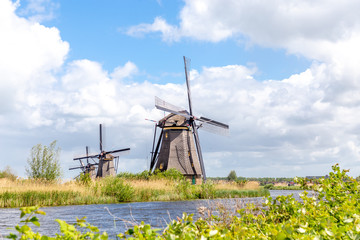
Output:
[[0, 177, 269, 208], [4, 165, 356, 239]]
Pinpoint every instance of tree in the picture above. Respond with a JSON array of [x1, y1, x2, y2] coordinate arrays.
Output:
[[227, 170, 237, 181], [0, 166, 17, 181], [26, 140, 62, 181]]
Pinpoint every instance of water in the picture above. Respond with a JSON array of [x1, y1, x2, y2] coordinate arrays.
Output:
[[0, 190, 303, 238]]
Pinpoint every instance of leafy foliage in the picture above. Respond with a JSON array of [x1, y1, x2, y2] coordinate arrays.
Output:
[[76, 172, 92, 186], [26, 140, 62, 181], [117, 168, 184, 181], [99, 176, 135, 202], [227, 170, 237, 181]]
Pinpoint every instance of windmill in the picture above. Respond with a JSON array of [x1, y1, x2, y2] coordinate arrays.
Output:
[[70, 124, 130, 178], [149, 56, 229, 183]]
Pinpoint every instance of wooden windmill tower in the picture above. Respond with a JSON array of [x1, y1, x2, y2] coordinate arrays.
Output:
[[70, 124, 130, 178], [149, 57, 229, 183]]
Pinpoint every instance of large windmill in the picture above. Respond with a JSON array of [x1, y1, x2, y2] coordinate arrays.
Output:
[[149, 57, 229, 183], [70, 124, 130, 178]]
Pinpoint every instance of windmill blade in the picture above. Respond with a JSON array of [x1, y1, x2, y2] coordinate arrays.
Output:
[[69, 166, 85, 170], [99, 124, 103, 152], [150, 129, 163, 171], [69, 162, 98, 171], [191, 121, 207, 182], [150, 124, 158, 162], [73, 153, 101, 161], [86, 146, 89, 164], [105, 148, 130, 157], [197, 117, 229, 136], [74, 148, 130, 160], [155, 96, 192, 119], [183, 56, 193, 115]]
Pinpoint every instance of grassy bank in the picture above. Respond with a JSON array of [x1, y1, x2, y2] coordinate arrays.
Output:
[[0, 178, 114, 207], [7, 164, 360, 239], [0, 173, 269, 207]]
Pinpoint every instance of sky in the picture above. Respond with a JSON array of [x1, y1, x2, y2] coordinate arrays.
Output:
[[1, 0, 360, 179]]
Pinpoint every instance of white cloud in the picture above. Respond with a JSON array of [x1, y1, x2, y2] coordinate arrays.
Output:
[[3, 0, 360, 179], [111, 61, 138, 80], [127, 0, 360, 65], [0, 0, 68, 124], [127, 16, 181, 42], [16, 0, 59, 22]]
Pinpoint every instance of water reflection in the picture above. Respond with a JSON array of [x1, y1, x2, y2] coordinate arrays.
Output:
[[0, 190, 303, 238]]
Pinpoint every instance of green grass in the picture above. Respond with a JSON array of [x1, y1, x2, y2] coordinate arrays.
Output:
[[0, 169, 269, 208], [0, 190, 116, 208]]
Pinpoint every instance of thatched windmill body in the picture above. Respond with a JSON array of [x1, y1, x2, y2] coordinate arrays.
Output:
[[149, 57, 229, 183], [70, 124, 130, 178]]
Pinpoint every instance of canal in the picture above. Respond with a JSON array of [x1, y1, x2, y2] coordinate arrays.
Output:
[[0, 190, 303, 238]]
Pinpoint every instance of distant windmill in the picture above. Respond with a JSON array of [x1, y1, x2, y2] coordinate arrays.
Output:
[[70, 124, 130, 178], [149, 57, 229, 183]]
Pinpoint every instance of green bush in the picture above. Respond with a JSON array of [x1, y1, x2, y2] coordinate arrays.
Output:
[[264, 183, 274, 189], [227, 170, 237, 181], [118, 168, 184, 181], [100, 176, 134, 202], [175, 179, 195, 199], [76, 172, 92, 186], [157, 168, 184, 181], [194, 180, 216, 199]]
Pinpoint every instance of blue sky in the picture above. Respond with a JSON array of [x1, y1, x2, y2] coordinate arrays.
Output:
[[16, 0, 310, 82], [2, 0, 360, 179]]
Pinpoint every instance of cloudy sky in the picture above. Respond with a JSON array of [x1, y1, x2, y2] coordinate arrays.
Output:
[[1, 0, 360, 179]]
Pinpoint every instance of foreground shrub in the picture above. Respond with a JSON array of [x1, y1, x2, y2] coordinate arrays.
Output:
[[99, 176, 134, 202]]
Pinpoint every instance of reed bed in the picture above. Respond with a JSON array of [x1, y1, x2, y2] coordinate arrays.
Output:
[[0, 178, 84, 193], [125, 179, 180, 201], [0, 178, 115, 207], [0, 177, 269, 208]]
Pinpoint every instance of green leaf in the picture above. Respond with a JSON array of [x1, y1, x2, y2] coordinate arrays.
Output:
[[35, 210, 46, 216]]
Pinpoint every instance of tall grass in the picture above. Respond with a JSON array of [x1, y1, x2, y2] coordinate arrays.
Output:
[[0, 173, 269, 207], [0, 178, 115, 207]]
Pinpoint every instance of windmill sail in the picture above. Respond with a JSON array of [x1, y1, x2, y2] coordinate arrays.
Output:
[[197, 117, 230, 136], [155, 96, 192, 119]]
